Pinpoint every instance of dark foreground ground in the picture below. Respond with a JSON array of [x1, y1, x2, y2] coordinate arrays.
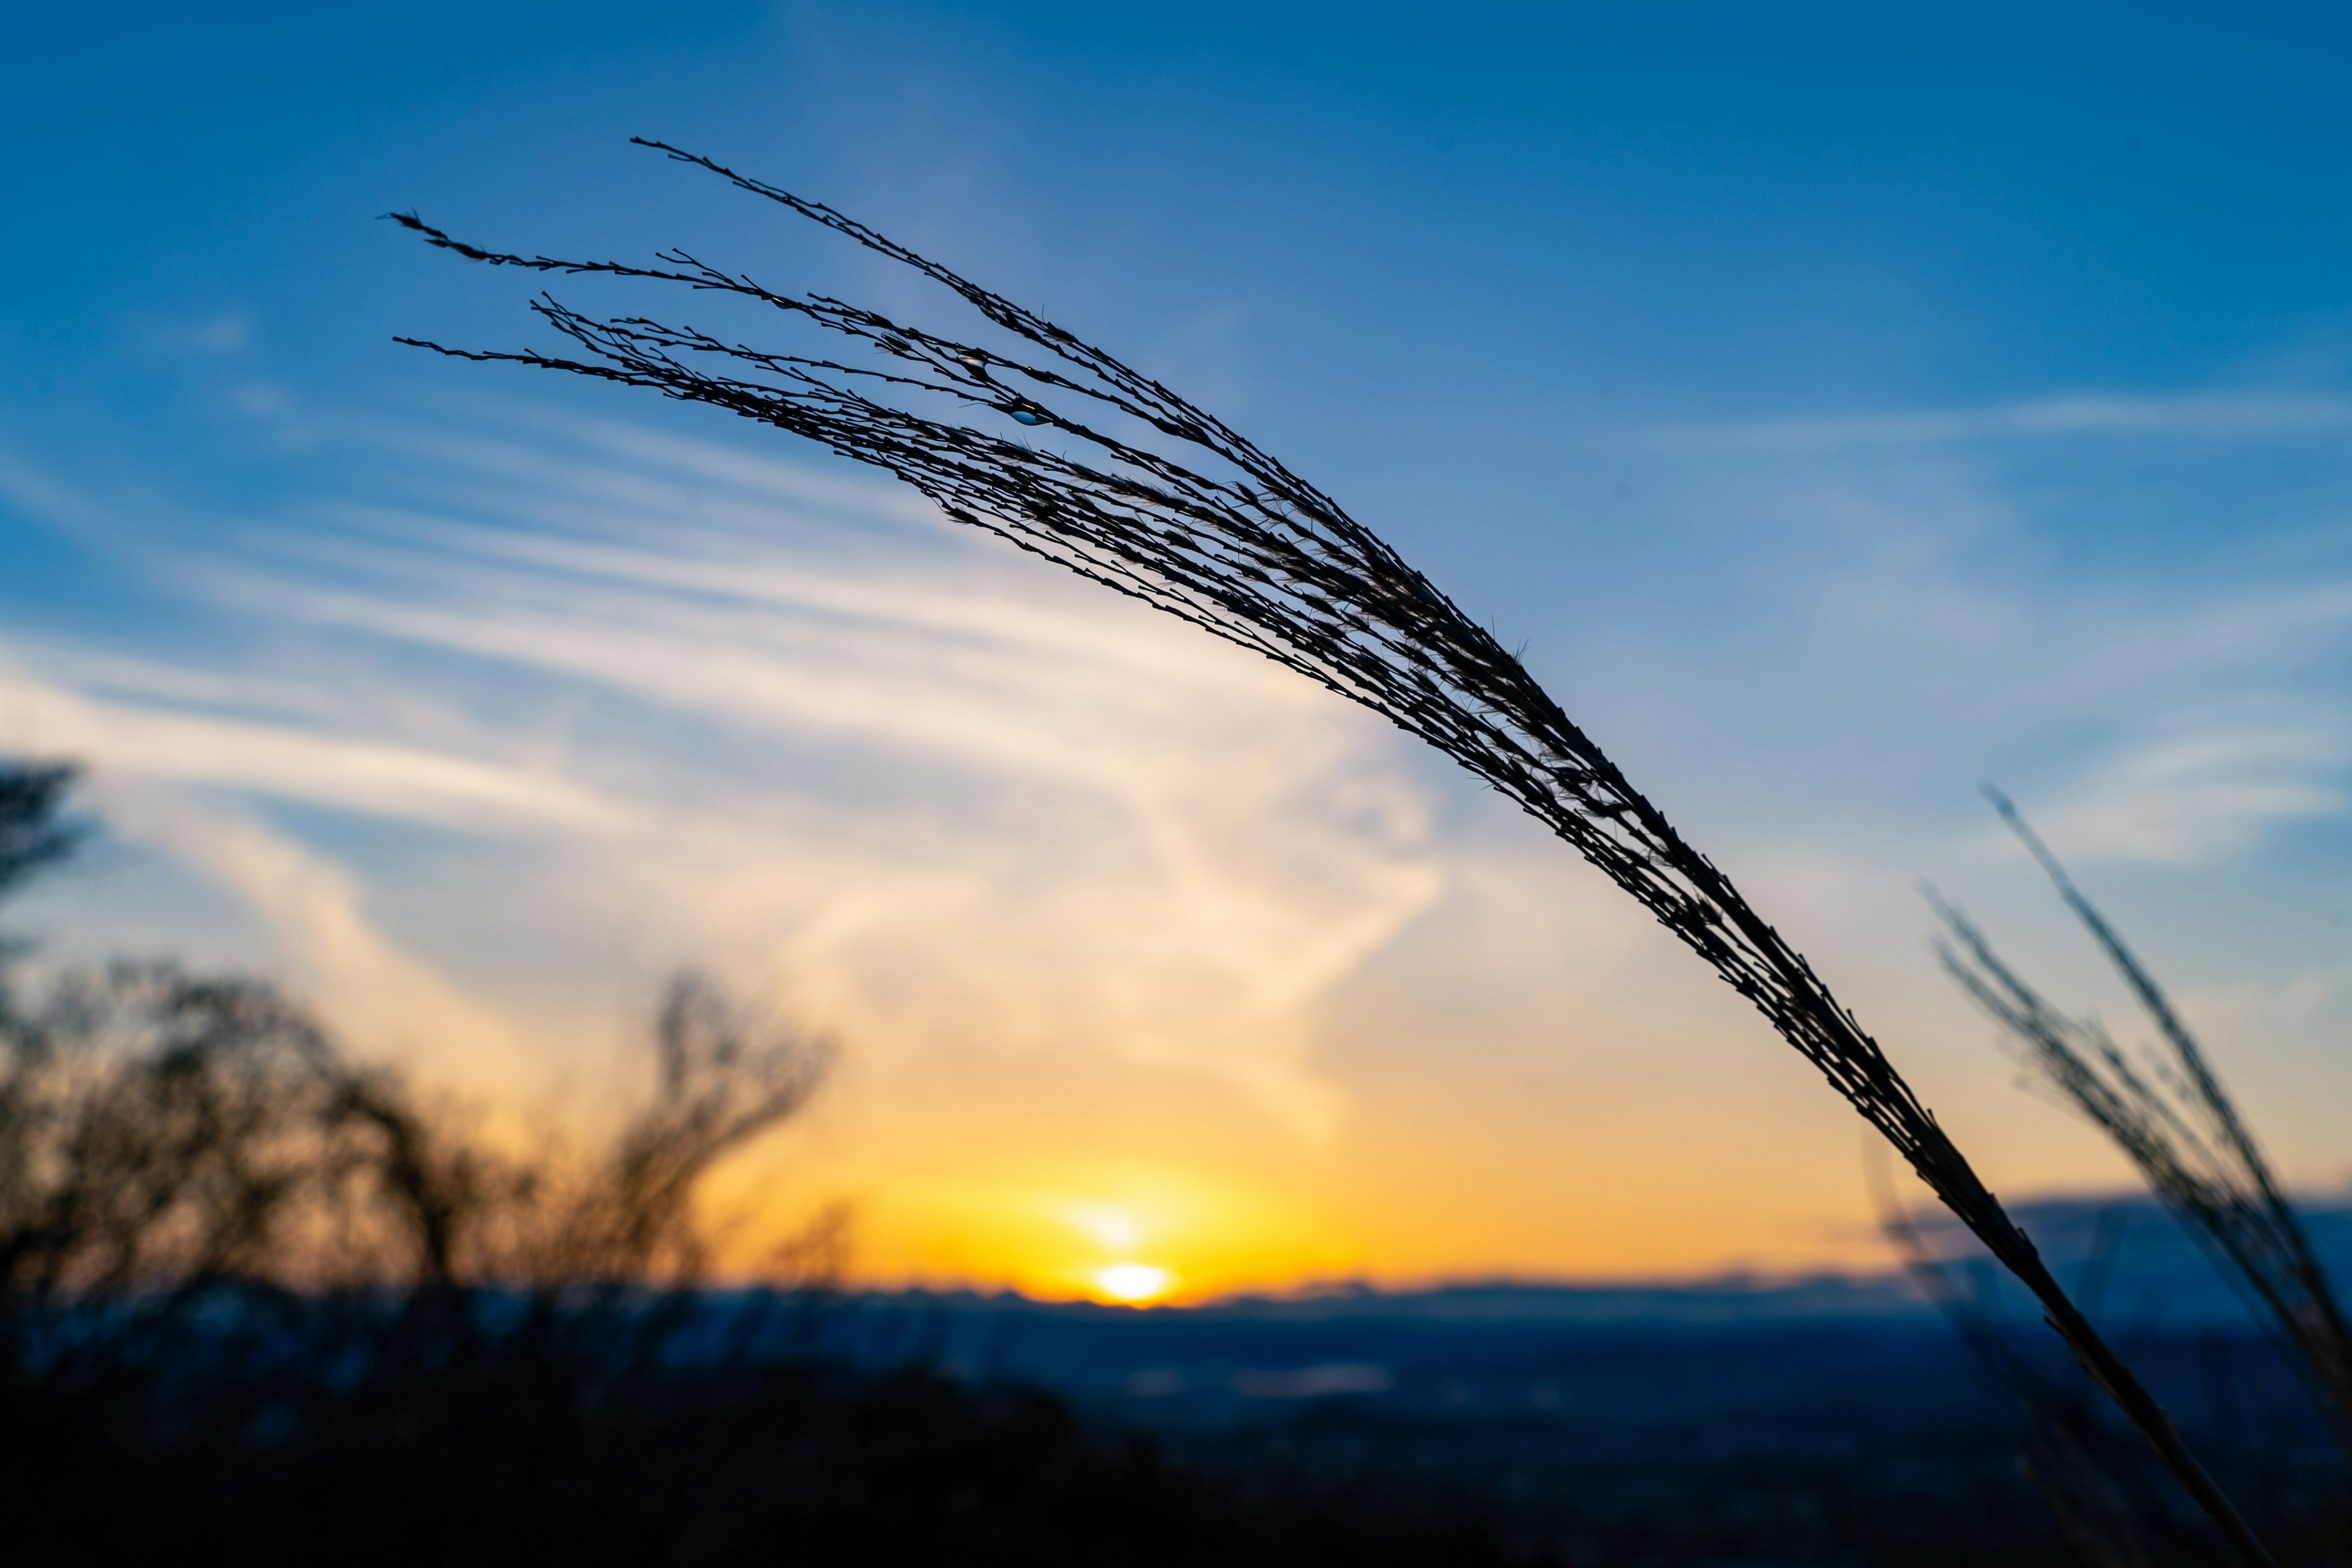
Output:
[[821, 1200, 2351, 1567], [10, 1196, 2346, 1568]]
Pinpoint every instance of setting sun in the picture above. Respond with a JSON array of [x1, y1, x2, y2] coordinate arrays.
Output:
[[1093, 1263, 1174, 1303]]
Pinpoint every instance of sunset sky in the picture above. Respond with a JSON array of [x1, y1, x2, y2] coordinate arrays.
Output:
[[6, 3, 2352, 1302]]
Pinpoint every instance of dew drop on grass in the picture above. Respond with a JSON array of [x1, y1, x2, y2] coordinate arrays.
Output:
[[1008, 404, 1049, 425]]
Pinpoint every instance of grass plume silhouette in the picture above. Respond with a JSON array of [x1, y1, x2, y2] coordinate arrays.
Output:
[[394, 140, 2275, 1566]]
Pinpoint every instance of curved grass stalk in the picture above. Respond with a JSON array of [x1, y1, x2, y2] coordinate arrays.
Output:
[[393, 142, 2275, 1566]]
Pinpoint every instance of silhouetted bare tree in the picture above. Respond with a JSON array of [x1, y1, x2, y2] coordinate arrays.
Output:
[[0, 961, 370, 1295], [0, 756, 1562, 1567], [0, 762, 75, 903], [394, 142, 2274, 1564], [551, 971, 831, 1283], [0, 761, 835, 1308]]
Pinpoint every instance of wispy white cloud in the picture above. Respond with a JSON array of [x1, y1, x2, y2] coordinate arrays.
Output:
[[83, 777, 529, 1084], [0, 451, 127, 549], [0, 407, 1444, 1141], [1646, 388, 2352, 454], [1637, 431, 2352, 870], [0, 647, 630, 835], [2005, 710, 2349, 866], [121, 309, 254, 359], [176, 312, 252, 356]]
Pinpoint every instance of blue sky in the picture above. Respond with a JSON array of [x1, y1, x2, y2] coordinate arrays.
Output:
[[4, 3, 2351, 1291]]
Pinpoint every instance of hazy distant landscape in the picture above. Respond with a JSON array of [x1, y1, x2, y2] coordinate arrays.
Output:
[[815, 1200, 2352, 1561]]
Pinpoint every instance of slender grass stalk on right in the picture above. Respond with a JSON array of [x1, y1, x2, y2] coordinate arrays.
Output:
[[1935, 789, 2352, 1471]]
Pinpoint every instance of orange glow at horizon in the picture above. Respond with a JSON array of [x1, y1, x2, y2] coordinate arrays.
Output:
[[700, 1049, 1972, 1303], [710, 1160, 1376, 1305]]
